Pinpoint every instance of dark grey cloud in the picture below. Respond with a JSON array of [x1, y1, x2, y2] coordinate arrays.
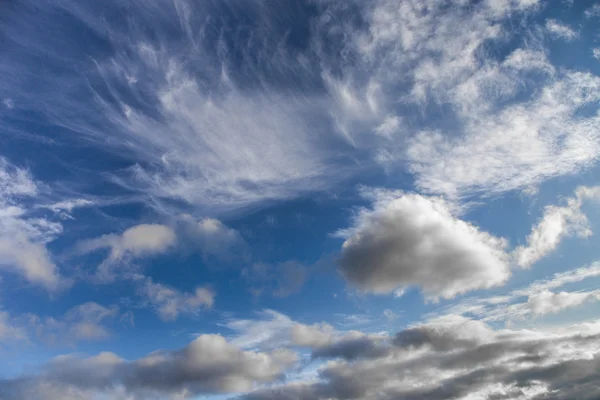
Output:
[[0, 334, 297, 400], [240, 316, 600, 400]]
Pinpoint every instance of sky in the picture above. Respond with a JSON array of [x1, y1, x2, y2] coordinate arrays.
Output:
[[1, 0, 600, 399]]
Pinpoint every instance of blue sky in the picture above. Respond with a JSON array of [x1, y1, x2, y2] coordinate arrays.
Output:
[[2, 0, 600, 399]]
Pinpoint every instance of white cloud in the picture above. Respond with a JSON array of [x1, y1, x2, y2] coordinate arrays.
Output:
[[76, 224, 176, 281], [435, 262, 600, 322], [514, 186, 600, 268], [407, 72, 600, 198], [136, 276, 214, 321], [593, 48, 600, 60], [527, 289, 600, 316], [0, 158, 62, 290], [545, 19, 578, 41], [182, 216, 245, 260], [513, 186, 600, 267], [337, 191, 510, 299], [225, 310, 296, 350]]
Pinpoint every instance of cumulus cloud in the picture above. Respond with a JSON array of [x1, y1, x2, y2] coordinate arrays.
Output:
[[513, 186, 600, 268], [136, 276, 214, 321], [337, 191, 510, 299], [243, 316, 600, 400], [76, 224, 176, 281], [0, 334, 298, 399], [0, 158, 63, 290], [545, 19, 578, 41]]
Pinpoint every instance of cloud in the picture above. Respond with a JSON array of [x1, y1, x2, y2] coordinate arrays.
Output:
[[0, 334, 298, 399], [0, 302, 121, 345], [75, 224, 176, 281], [225, 310, 296, 350], [594, 48, 600, 60], [136, 276, 214, 321], [513, 186, 600, 268], [406, 71, 600, 198], [0, 311, 27, 342], [527, 289, 600, 316], [181, 216, 246, 260], [337, 191, 510, 299], [433, 262, 600, 323], [586, 4, 600, 18], [0, 158, 63, 290], [545, 19, 578, 41], [243, 316, 600, 400]]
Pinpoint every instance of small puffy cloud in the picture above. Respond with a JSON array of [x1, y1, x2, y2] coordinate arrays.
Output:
[[136, 277, 214, 321], [337, 191, 510, 299], [593, 48, 600, 60], [0, 334, 298, 399], [291, 322, 335, 348], [182, 216, 246, 260], [513, 186, 600, 268], [76, 224, 176, 281], [545, 19, 578, 41]]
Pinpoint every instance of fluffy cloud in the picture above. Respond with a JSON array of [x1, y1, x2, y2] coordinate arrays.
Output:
[[338, 191, 510, 299], [76, 224, 176, 281], [0, 334, 297, 399], [514, 186, 600, 268], [182, 217, 246, 260], [0, 158, 62, 290], [244, 316, 600, 400], [136, 276, 214, 321]]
